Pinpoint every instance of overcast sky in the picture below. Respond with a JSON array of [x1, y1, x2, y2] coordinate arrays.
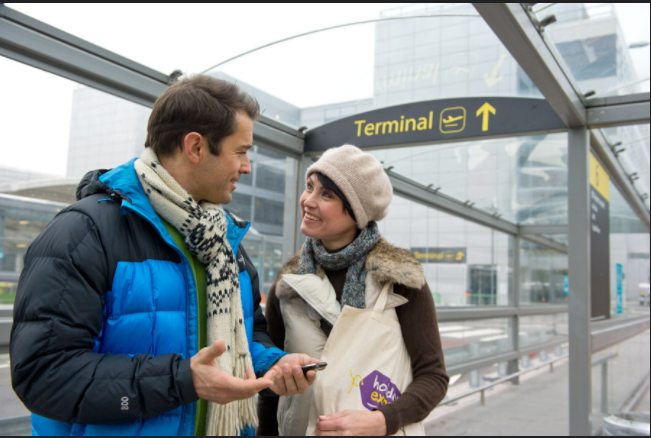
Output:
[[0, 3, 649, 177]]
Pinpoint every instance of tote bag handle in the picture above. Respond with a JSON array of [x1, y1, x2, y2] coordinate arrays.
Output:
[[373, 282, 392, 313]]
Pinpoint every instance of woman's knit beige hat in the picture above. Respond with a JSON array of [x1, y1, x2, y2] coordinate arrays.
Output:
[[307, 144, 393, 229]]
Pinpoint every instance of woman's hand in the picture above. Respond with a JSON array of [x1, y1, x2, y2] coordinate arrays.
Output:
[[315, 410, 387, 436]]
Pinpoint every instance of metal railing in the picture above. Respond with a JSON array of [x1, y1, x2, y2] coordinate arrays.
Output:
[[440, 352, 568, 407], [439, 351, 619, 408]]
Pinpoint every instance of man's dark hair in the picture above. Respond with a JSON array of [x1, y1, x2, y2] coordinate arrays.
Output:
[[145, 75, 260, 157], [314, 172, 357, 222]]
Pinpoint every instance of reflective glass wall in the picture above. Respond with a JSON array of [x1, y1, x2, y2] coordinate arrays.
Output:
[[379, 195, 513, 307], [0, 196, 63, 304], [609, 182, 650, 315], [520, 242, 568, 305]]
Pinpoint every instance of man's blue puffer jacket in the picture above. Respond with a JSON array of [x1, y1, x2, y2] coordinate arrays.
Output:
[[10, 159, 286, 436]]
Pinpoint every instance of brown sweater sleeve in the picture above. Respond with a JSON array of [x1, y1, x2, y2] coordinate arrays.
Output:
[[377, 282, 449, 435], [256, 281, 283, 436]]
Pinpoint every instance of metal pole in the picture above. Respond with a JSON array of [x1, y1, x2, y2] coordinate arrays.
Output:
[[568, 128, 593, 436], [508, 235, 521, 384], [293, 156, 312, 253], [282, 157, 299, 262], [601, 361, 609, 414], [0, 215, 5, 269]]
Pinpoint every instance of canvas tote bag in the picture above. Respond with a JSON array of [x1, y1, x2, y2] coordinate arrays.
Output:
[[304, 282, 425, 436]]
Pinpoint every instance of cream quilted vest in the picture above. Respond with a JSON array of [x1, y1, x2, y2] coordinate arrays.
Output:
[[273, 239, 425, 436]]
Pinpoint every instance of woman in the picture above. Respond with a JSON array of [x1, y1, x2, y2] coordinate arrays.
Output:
[[257, 145, 448, 436]]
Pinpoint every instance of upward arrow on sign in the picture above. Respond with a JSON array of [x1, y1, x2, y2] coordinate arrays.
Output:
[[476, 102, 496, 131]]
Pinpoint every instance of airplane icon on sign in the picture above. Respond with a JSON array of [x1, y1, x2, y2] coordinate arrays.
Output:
[[439, 107, 467, 133], [442, 115, 464, 125]]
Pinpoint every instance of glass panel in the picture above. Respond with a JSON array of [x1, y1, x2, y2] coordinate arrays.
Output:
[[591, 331, 650, 434], [370, 133, 568, 224], [67, 87, 151, 180], [263, 240, 285, 295], [533, 4, 650, 97], [7, 4, 415, 78], [380, 195, 513, 306], [242, 239, 263, 283], [543, 234, 568, 246], [0, 56, 76, 180], [255, 164, 286, 194], [520, 241, 569, 305], [519, 314, 568, 348], [602, 124, 650, 211], [609, 182, 650, 316], [0, 56, 298, 308], [229, 192, 252, 221], [439, 318, 513, 366], [0, 199, 63, 305], [254, 198, 285, 229], [209, 4, 541, 129]]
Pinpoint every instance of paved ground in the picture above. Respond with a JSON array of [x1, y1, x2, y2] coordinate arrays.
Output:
[[425, 358, 570, 436], [424, 330, 650, 436], [0, 355, 29, 420]]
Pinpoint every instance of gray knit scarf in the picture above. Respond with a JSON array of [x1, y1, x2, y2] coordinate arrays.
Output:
[[134, 148, 256, 436], [298, 221, 381, 309]]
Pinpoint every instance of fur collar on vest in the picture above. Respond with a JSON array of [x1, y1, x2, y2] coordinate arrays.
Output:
[[276, 238, 425, 300]]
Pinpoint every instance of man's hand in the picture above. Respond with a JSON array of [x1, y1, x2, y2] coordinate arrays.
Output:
[[190, 340, 276, 404], [315, 410, 387, 436], [268, 354, 321, 396]]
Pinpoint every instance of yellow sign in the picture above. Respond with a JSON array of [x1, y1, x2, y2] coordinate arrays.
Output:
[[412, 247, 466, 264], [590, 152, 610, 202], [476, 102, 496, 132], [354, 112, 434, 137], [350, 101, 502, 139], [439, 107, 466, 133]]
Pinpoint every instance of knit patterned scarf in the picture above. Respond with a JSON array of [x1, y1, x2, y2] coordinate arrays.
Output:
[[135, 148, 256, 436], [298, 221, 380, 309]]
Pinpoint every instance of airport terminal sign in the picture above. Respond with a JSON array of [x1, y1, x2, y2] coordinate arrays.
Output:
[[412, 247, 466, 264], [590, 153, 610, 321], [305, 97, 566, 153]]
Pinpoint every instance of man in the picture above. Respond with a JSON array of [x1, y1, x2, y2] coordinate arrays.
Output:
[[11, 75, 319, 436]]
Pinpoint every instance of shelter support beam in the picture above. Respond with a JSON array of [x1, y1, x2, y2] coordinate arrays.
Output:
[[519, 224, 568, 235], [509, 235, 521, 384], [567, 128, 592, 436], [587, 101, 650, 129], [472, 3, 586, 128], [388, 171, 519, 236]]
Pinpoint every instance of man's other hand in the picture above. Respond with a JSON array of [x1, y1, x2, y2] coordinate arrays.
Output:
[[268, 354, 321, 396], [190, 340, 275, 404]]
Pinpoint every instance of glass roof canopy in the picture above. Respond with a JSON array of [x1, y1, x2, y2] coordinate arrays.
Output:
[[1, 3, 647, 229], [206, 4, 542, 130], [530, 3, 650, 98], [526, 3, 650, 211], [198, 3, 649, 224]]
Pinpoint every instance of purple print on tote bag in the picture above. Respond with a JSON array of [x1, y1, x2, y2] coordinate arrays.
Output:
[[359, 370, 402, 410]]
